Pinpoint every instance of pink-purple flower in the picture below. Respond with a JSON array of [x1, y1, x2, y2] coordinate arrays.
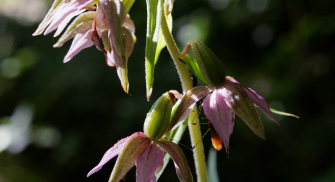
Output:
[[33, 0, 135, 93], [87, 132, 193, 182], [203, 76, 277, 151]]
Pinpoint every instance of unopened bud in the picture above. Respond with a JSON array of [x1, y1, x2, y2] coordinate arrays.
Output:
[[143, 92, 176, 140], [185, 41, 226, 87]]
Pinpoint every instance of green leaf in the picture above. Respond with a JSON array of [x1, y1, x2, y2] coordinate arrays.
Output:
[[145, 0, 172, 101], [270, 108, 300, 118]]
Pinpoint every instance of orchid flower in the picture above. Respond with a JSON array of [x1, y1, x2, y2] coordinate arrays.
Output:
[[203, 76, 277, 151], [85, 88, 211, 182], [182, 41, 278, 151], [86, 90, 213, 182], [33, 0, 136, 93], [87, 132, 193, 182]]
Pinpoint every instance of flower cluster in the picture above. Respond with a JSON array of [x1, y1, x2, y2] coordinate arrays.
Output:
[[33, 1, 290, 182], [33, 0, 135, 92]]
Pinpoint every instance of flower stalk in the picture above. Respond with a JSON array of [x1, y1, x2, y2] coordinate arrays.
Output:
[[160, 3, 208, 182]]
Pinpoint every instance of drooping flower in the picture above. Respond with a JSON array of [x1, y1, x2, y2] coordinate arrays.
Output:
[[203, 76, 277, 151], [33, 0, 136, 93], [87, 132, 193, 182], [182, 41, 277, 151], [86, 90, 206, 182]]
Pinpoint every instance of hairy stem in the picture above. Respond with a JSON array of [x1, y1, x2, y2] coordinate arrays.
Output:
[[160, 16, 192, 91], [161, 5, 208, 182]]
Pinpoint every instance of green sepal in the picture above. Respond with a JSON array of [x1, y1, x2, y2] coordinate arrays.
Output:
[[143, 92, 175, 141], [186, 41, 226, 87], [184, 54, 207, 85]]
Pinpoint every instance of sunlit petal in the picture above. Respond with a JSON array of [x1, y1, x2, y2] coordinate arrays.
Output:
[[203, 90, 235, 150], [218, 82, 265, 139], [136, 143, 164, 182], [157, 141, 193, 182], [63, 30, 94, 63], [169, 86, 210, 131], [226, 76, 277, 123], [87, 135, 130, 177]]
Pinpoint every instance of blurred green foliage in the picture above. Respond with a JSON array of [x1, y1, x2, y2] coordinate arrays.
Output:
[[1, 0, 335, 182]]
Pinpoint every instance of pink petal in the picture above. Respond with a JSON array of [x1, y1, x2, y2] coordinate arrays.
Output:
[[53, 9, 86, 37], [203, 89, 235, 151], [43, 3, 76, 35], [32, 0, 63, 36], [63, 30, 94, 63], [244, 87, 277, 123], [106, 51, 116, 67], [95, 3, 109, 30], [87, 132, 149, 177], [136, 143, 164, 182], [169, 86, 210, 131], [44, 0, 93, 36], [87, 135, 130, 177], [226, 76, 277, 123], [109, 132, 151, 182], [219, 80, 265, 139], [157, 141, 193, 182], [123, 16, 135, 35]]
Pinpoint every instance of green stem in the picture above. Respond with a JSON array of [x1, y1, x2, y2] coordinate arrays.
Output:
[[161, 6, 208, 182], [160, 15, 192, 91]]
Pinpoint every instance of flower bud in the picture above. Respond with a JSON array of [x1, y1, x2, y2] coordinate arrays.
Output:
[[143, 92, 175, 140], [186, 41, 226, 87]]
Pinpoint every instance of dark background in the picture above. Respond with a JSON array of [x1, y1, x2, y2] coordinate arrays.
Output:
[[0, 0, 335, 181]]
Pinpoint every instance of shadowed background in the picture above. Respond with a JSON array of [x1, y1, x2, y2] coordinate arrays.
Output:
[[0, 0, 335, 181]]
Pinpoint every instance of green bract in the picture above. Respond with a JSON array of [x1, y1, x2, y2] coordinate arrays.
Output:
[[143, 92, 175, 140], [185, 41, 226, 87], [145, 0, 172, 100]]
